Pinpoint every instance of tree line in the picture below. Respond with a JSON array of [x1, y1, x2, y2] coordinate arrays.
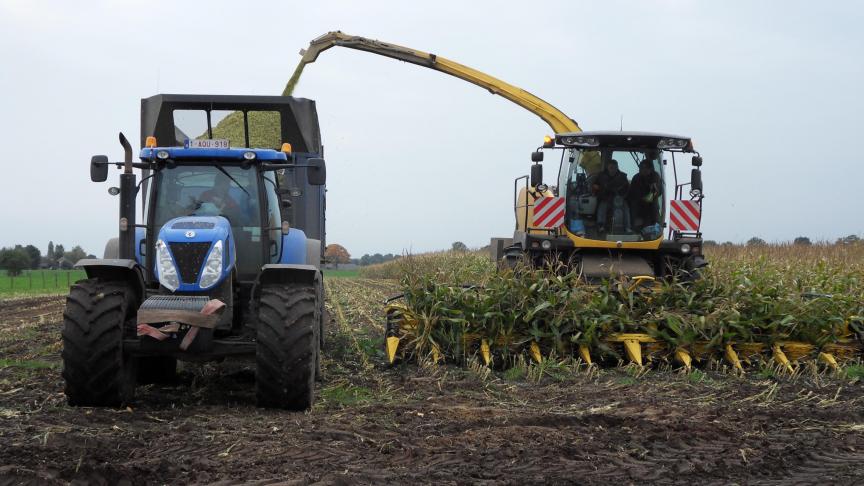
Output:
[[0, 241, 94, 276], [702, 234, 862, 247]]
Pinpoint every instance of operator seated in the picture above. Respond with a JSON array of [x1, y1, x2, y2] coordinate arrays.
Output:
[[592, 159, 631, 234], [628, 159, 662, 238], [196, 176, 243, 222]]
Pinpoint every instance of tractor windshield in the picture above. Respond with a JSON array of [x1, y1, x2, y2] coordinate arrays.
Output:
[[152, 164, 264, 277], [152, 164, 261, 228], [561, 148, 664, 242]]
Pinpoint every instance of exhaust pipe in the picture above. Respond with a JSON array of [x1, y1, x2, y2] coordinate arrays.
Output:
[[118, 132, 137, 260]]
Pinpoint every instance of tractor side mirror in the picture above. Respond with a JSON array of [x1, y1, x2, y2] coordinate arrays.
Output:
[[90, 155, 109, 182], [530, 163, 543, 188], [531, 151, 544, 162], [306, 158, 326, 186], [691, 168, 703, 193], [691, 155, 703, 167]]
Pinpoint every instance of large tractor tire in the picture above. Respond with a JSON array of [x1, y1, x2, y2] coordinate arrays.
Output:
[[255, 284, 318, 410], [61, 279, 136, 407]]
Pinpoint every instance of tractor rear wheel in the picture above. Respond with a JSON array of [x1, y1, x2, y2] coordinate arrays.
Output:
[[61, 279, 136, 407], [255, 284, 317, 410]]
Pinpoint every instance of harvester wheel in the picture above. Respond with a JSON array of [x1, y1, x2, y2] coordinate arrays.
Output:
[[61, 279, 136, 407], [255, 284, 317, 410]]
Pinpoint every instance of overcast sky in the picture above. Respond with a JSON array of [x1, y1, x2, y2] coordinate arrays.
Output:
[[0, 0, 861, 258]]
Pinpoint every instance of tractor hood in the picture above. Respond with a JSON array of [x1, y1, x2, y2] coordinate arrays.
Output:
[[154, 216, 236, 292]]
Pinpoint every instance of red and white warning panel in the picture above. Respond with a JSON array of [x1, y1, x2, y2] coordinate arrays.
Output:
[[532, 197, 565, 228], [670, 200, 701, 232]]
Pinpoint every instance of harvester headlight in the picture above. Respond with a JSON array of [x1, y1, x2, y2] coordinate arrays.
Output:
[[558, 135, 599, 147], [680, 243, 691, 254], [658, 138, 689, 150], [243, 151, 257, 161], [156, 150, 170, 160], [541, 240, 553, 251], [198, 240, 224, 289], [155, 239, 179, 291]]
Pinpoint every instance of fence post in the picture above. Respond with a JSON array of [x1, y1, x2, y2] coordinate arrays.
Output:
[[55, 272, 58, 287], [66, 271, 71, 288], [29, 272, 32, 289]]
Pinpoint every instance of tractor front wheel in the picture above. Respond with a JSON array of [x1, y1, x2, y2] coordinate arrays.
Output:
[[255, 284, 317, 410], [61, 279, 136, 407]]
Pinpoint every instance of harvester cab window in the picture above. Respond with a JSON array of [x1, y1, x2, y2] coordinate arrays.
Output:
[[564, 149, 664, 241], [152, 165, 264, 276]]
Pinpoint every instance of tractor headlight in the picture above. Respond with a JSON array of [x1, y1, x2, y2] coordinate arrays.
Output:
[[155, 239, 179, 291], [680, 243, 692, 254], [243, 151, 257, 161], [156, 150, 170, 160], [198, 240, 224, 289], [541, 240, 553, 250]]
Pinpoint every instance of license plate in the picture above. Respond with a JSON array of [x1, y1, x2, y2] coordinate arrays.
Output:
[[187, 139, 229, 149]]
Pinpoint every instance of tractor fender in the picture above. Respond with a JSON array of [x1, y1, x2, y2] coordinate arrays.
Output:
[[305, 239, 322, 269], [102, 227, 146, 264], [253, 264, 321, 301], [74, 259, 146, 302]]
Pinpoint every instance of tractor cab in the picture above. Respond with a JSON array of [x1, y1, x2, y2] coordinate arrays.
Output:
[[141, 145, 323, 292]]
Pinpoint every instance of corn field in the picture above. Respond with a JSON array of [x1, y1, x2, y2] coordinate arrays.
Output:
[[373, 243, 864, 369]]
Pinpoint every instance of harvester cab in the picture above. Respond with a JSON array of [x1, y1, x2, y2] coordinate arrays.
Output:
[[497, 131, 706, 280], [64, 94, 327, 410]]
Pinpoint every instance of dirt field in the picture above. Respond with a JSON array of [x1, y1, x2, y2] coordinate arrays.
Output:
[[2, 278, 864, 485]]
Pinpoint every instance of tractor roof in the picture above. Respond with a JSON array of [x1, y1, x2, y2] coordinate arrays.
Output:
[[141, 94, 322, 154], [555, 131, 693, 151], [139, 147, 288, 161]]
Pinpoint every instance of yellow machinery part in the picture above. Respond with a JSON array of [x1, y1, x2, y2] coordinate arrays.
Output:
[[293, 31, 579, 134], [386, 336, 400, 365], [674, 348, 692, 369], [480, 339, 491, 366], [724, 344, 744, 372], [623, 339, 643, 366], [818, 352, 839, 370], [529, 341, 542, 363], [578, 344, 592, 365], [772, 344, 794, 373]]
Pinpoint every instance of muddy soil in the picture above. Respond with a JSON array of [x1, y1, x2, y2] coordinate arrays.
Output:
[[2, 278, 864, 485]]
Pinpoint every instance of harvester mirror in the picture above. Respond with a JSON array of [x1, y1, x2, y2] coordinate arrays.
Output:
[[306, 158, 326, 186], [531, 151, 544, 162], [691, 168, 703, 193], [530, 163, 543, 188], [90, 155, 109, 182], [691, 155, 703, 167]]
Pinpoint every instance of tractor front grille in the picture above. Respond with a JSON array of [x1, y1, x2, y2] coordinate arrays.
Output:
[[168, 242, 212, 284]]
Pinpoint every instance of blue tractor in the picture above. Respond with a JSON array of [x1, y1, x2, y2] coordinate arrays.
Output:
[[62, 95, 327, 410]]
